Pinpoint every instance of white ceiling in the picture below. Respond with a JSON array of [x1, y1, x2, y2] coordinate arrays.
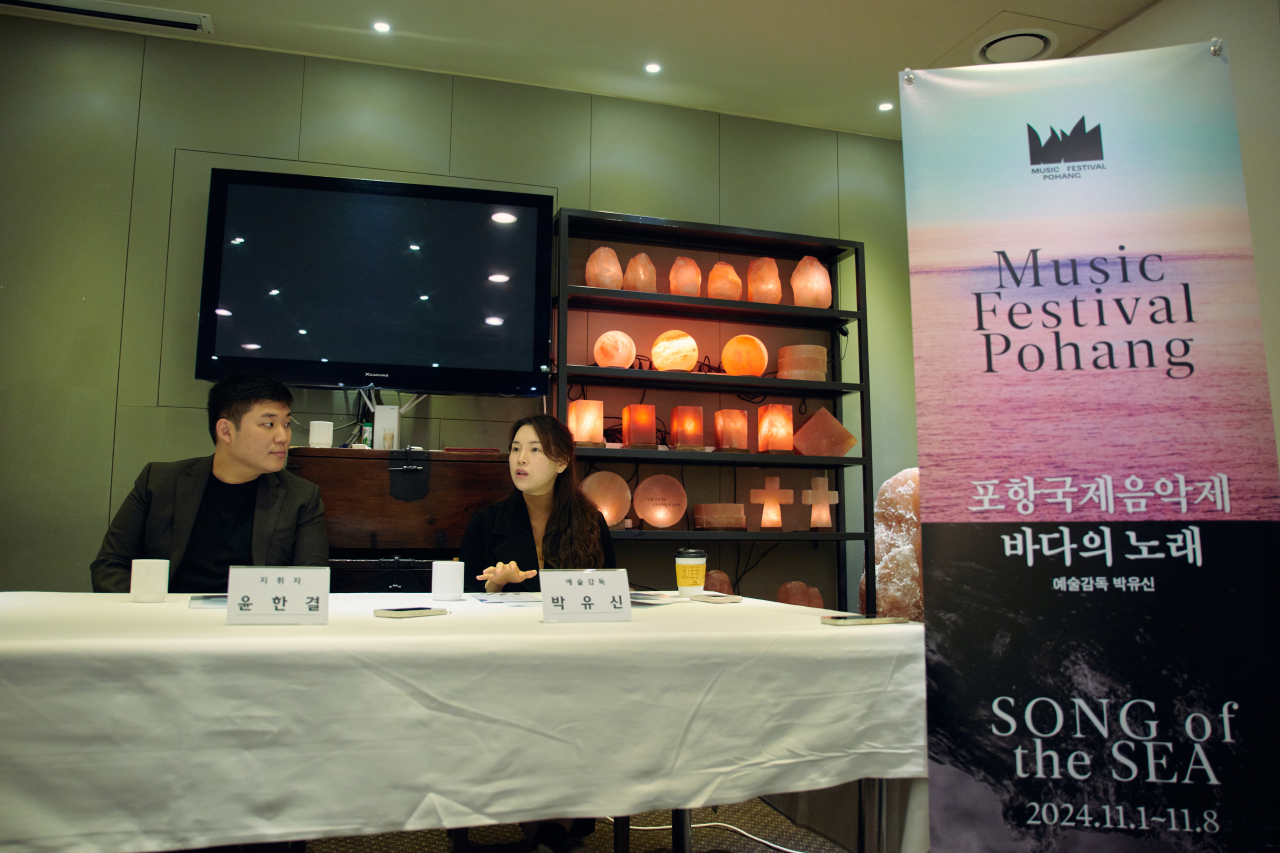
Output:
[[4, 0, 1159, 138]]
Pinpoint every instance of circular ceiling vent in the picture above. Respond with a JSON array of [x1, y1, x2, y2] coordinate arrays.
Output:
[[973, 29, 1059, 64]]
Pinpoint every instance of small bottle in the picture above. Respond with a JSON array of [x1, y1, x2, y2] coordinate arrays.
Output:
[[361, 423, 373, 446]]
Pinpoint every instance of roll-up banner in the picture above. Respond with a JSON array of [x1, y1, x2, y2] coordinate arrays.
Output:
[[901, 42, 1279, 850]]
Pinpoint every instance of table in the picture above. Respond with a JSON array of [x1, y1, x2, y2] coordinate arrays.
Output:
[[0, 592, 926, 853]]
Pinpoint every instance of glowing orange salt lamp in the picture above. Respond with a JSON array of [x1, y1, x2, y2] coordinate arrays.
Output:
[[802, 476, 839, 528], [624, 252, 657, 292], [582, 471, 632, 527], [566, 399, 604, 446], [757, 403, 793, 452], [721, 334, 768, 376], [669, 257, 702, 297], [622, 404, 657, 447], [707, 261, 742, 300], [670, 406, 704, 449], [793, 406, 857, 457], [747, 257, 782, 304], [651, 330, 698, 372], [593, 330, 636, 368], [634, 474, 687, 528], [585, 246, 623, 289], [790, 255, 832, 308], [750, 476, 794, 528], [714, 409, 748, 451]]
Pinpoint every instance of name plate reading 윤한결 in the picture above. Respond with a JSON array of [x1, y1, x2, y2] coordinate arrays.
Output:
[[540, 568, 631, 623], [226, 566, 330, 625]]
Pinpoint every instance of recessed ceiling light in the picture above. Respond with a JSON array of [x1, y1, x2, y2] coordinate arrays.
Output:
[[241, 343, 261, 350], [878, 103, 894, 111], [321, 358, 328, 362], [431, 363, 439, 368], [485, 317, 504, 326], [419, 295, 429, 300], [231, 237, 244, 244], [489, 274, 510, 283], [298, 329, 307, 335], [645, 63, 661, 73], [215, 308, 232, 316], [409, 244, 420, 251], [491, 212, 517, 223], [211, 356, 218, 360], [269, 289, 280, 295], [373, 22, 390, 33]]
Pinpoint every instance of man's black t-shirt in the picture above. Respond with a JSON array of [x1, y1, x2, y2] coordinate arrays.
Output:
[[170, 475, 258, 593]]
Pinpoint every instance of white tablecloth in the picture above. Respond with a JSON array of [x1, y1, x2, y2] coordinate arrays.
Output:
[[0, 592, 926, 853]]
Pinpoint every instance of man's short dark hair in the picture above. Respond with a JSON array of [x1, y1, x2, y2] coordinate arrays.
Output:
[[207, 374, 293, 443]]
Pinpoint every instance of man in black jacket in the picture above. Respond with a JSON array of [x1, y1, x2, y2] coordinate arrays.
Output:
[[91, 374, 327, 593]]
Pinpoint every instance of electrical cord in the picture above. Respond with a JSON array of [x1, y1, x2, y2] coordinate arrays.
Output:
[[601, 817, 815, 853]]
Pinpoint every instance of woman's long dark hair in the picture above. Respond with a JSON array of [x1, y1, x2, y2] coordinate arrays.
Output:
[[510, 414, 604, 569]]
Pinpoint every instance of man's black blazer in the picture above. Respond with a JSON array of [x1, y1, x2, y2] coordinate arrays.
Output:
[[90, 455, 328, 593]]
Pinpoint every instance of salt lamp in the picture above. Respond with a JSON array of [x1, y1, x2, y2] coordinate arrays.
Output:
[[634, 474, 687, 528], [582, 471, 632, 527], [790, 256, 832, 308], [585, 246, 623, 289], [705, 569, 734, 594], [721, 335, 768, 376], [801, 476, 838, 528], [806, 586, 825, 609], [651, 330, 698, 372], [747, 257, 781, 304], [624, 252, 657, 292], [750, 476, 794, 528], [669, 257, 702, 297], [693, 504, 746, 531], [778, 582, 824, 609], [778, 344, 826, 361], [670, 406, 704, 449], [860, 467, 922, 620], [621, 404, 656, 447], [593, 330, 636, 368], [757, 404, 793, 452], [793, 407, 857, 457], [714, 409, 749, 451], [566, 399, 604, 446], [707, 261, 742, 300]]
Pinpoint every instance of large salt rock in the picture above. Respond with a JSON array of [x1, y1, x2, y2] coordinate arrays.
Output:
[[707, 261, 742, 300], [793, 407, 857, 457], [790, 256, 832, 308], [624, 252, 657, 292], [585, 246, 623, 289], [859, 467, 922, 621], [748, 258, 782, 304], [778, 581, 824, 608], [669, 257, 702, 297], [705, 569, 733, 595]]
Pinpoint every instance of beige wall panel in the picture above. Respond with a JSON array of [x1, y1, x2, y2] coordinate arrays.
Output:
[[439, 418, 524, 451], [451, 77, 589, 209], [0, 17, 143, 592], [158, 150, 554, 411], [117, 39, 304, 408], [108, 405, 213, 520], [837, 133, 916, 491], [300, 58, 452, 174], [590, 97, 719, 223], [719, 115, 839, 238]]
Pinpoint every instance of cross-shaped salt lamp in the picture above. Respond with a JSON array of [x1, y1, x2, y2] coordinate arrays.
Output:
[[670, 406, 704, 449], [802, 476, 839, 529], [566, 399, 604, 446], [750, 476, 794, 528], [714, 409, 749, 451], [757, 404, 793, 453], [622, 403, 657, 448]]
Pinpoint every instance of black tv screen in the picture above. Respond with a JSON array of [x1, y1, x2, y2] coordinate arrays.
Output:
[[195, 169, 553, 395]]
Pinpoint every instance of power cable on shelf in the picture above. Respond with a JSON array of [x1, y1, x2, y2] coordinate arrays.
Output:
[[601, 817, 814, 853]]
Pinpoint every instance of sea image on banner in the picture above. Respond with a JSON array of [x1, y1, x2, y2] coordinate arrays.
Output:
[[901, 43, 1280, 851]]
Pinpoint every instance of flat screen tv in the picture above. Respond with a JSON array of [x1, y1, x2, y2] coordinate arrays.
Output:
[[195, 169, 553, 396]]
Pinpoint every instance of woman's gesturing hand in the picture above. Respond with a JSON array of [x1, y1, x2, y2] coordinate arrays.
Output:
[[476, 560, 537, 592]]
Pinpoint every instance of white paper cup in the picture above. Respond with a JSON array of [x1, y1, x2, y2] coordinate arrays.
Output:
[[130, 559, 169, 602], [675, 549, 707, 597], [432, 561, 464, 601], [309, 420, 334, 448]]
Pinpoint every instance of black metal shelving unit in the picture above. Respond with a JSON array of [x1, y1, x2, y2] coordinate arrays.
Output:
[[552, 209, 875, 614]]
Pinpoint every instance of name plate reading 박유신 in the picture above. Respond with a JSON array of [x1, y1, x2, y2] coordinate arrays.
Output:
[[540, 569, 631, 623], [227, 566, 330, 625]]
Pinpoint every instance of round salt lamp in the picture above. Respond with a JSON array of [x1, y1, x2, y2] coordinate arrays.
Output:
[[669, 256, 702, 297], [633, 474, 687, 528], [582, 471, 632, 527], [747, 257, 782, 304], [594, 330, 636, 368], [651, 330, 698, 372], [790, 256, 832, 308], [707, 261, 742, 300], [585, 246, 623, 289], [624, 252, 657, 292], [721, 334, 768, 376]]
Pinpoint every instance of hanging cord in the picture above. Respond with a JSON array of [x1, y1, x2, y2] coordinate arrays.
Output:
[[736, 542, 781, 590], [600, 817, 812, 853]]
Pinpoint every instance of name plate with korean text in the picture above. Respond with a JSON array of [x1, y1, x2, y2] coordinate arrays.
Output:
[[540, 568, 631, 623], [226, 566, 330, 625]]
